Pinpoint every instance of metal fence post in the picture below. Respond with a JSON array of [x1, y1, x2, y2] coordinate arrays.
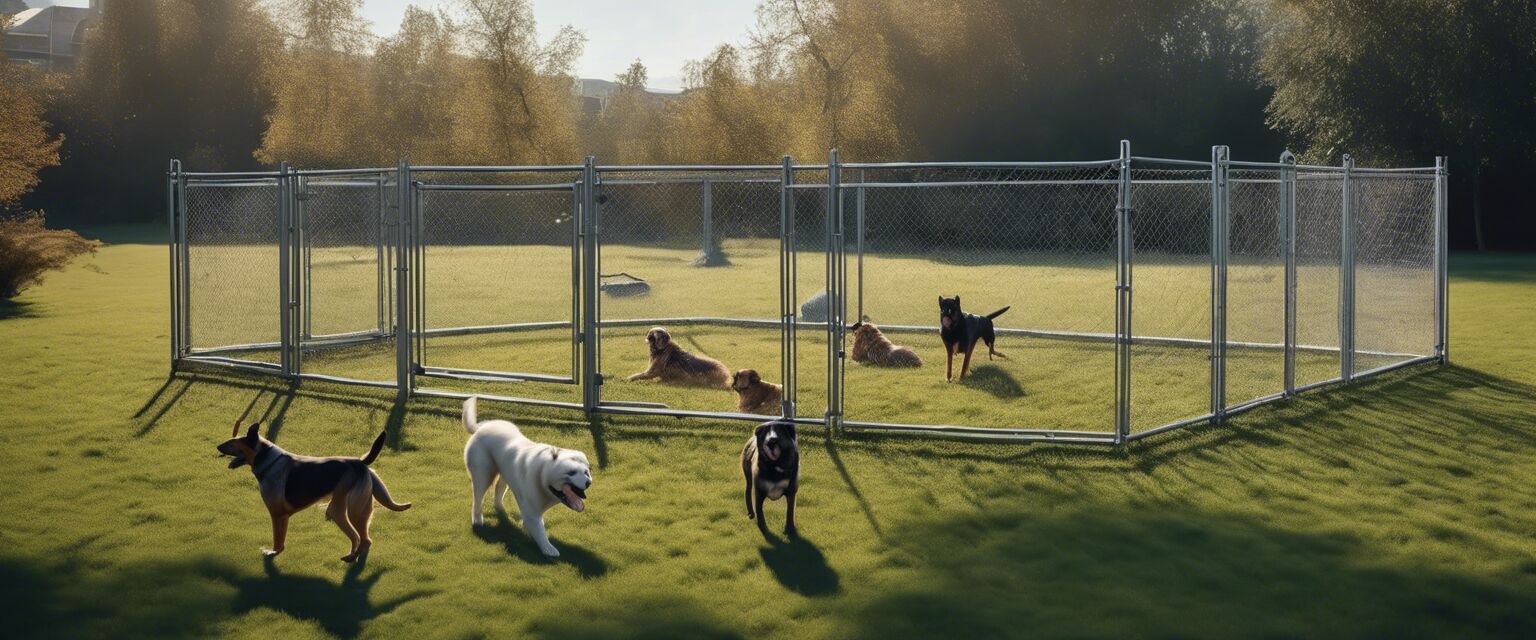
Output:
[[1115, 140, 1132, 444], [167, 159, 182, 368], [277, 162, 294, 378], [581, 156, 601, 413], [826, 149, 844, 432], [1281, 151, 1298, 395], [856, 174, 865, 324], [699, 177, 713, 263], [1340, 154, 1355, 382], [394, 159, 413, 398], [1210, 146, 1229, 420], [1435, 156, 1449, 364], [780, 156, 797, 419]]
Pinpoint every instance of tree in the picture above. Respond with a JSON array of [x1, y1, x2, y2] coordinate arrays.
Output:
[[453, 0, 585, 164], [371, 6, 462, 163], [1258, 0, 1536, 250], [0, 20, 62, 209], [588, 60, 666, 164], [256, 0, 379, 166]]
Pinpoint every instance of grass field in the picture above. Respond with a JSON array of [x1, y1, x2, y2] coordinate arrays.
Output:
[[2, 227, 1532, 638]]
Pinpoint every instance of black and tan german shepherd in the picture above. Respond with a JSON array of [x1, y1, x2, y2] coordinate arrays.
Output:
[[938, 296, 1009, 382], [217, 424, 411, 562]]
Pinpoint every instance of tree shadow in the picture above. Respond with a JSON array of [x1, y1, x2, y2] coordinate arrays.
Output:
[[472, 512, 609, 579], [229, 556, 433, 639], [960, 363, 1026, 399], [0, 299, 39, 320], [846, 505, 1536, 638], [757, 532, 840, 597]]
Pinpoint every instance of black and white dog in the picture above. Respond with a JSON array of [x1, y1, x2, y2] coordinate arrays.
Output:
[[741, 421, 799, 536]]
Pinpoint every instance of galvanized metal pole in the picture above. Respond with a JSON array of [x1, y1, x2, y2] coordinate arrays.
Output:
[[394, 159, 412, 398], [781, 156, 797, 419], [826, 149, 843, 432], [856, 174, 865, 324], [300, 174, 312, 342], [1435, 156, 1449, 364], [581, 156, 601, 413], [1281, 151, 1298, 395], [278, 162, 294, 378], [700, 178, 712, 262], [1340, 154, 1355, 382], [167, 159, 181, 368], [1210, 146, 1229, 420], [1115, 140, 1132, 444]]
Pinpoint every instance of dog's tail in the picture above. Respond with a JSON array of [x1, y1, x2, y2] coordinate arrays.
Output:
[[463, 396, 480, 435], [370, 470, 412, 512], [986, 306, 1011, 320], [361, 430, 387, 465]]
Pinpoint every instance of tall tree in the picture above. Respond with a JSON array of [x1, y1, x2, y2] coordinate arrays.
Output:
[[0, 16, 62, 210], [256, 0, 379, 166], [371, 6, 461, 163], [1258, 0, 1536, 250], [453, 0, 584, 164]]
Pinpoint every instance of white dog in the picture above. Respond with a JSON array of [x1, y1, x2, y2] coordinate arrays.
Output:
[[462, 396, 593, 557]]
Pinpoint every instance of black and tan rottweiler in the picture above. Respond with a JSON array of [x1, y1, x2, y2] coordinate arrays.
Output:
[[938, 296, 1009, 381], [217, 424, 411, 562], [741, 421, 799, 536]]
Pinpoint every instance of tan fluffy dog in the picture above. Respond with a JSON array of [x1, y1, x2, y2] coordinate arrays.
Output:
[[849, 322, 923, 368], [627, 327, 730, 388], [731, 369, 782, 415]]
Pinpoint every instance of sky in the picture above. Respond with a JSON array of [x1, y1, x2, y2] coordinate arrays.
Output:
[[30, 0, 759, 91]]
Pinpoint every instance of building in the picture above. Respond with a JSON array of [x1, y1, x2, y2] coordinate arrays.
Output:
[[2, 1, 101, 71]]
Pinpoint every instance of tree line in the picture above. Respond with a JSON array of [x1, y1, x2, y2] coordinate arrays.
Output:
[[3, 0, 1532, 249]]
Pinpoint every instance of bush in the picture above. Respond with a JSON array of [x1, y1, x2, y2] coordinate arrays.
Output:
[[0, 213, 100, 300]]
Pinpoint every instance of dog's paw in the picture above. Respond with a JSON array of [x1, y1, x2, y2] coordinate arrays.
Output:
[[261, 548, 282, 558], [341, 553, 358, 563], [539, 546, 561, 558], [785, 525, 799, 538]]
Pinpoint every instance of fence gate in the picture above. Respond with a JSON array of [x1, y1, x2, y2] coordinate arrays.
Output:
[[408, 167, 584, 398]]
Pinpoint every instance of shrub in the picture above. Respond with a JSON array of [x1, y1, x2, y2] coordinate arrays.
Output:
[[0, 213, 100, 300]]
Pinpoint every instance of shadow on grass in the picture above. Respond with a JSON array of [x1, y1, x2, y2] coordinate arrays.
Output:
[[0, 299, 39, 320], [0, 552, 430, 639], [525, 593, 743, 640], [473, 512, 609, 578], [845, 505, 1536, 638], [757, 533, 840, 597], [959, 363, 1026, 399]]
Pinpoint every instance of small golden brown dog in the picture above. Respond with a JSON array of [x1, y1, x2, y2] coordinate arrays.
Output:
[[217, 423, 411, 562], [731, 368, 782, 415], [849, 322, 923, 368], [627, 327, 731, 388]]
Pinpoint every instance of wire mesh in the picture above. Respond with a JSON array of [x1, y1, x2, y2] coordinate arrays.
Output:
[[840, 164, 1119, 432], [413, 169, 581, 391], [183, 180, 282, 360], [1226, 169, 1286, 405], [294, 172, 396, 381], [1294, 171, 1344, 387], [595, 169, 785, 415], [1129, 166, 1213, 431], [1352, 173, 1438, 373]]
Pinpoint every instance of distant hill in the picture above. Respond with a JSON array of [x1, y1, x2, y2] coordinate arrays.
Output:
[[574, 77, 681, 100]]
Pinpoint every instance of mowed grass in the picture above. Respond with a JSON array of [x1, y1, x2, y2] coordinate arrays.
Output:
[[2, 228, 1534, 638], [195, 238, 1415, 432]]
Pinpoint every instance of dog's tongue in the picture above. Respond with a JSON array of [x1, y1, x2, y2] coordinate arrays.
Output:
[[562, 484, 586, 512]]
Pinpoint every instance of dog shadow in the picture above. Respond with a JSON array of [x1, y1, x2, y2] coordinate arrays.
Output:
[[757, 533, 840, 597], [231, 555, 432, 639], [473, 512, 609, 579], [961, 364, 1026, 399]]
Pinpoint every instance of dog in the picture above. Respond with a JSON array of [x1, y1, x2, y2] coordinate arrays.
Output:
[[627, 327, 730, 388], [742, 421, 799, 536], [731, 368, 782, 415], [938, 296, 1009, 381], [462, 396, 593, 557], [849, 322, 923, 368], [216, 423, 411, 562]]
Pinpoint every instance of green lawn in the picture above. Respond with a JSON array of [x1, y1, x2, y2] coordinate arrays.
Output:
[[1, 229, 1533, 639]]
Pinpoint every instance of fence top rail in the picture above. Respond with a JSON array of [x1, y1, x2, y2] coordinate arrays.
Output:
[[842, 159, 1119, 169], [411, 165, 586, 173], [183, 170, 282, 179], [292, 167, 394, 177], [596, 164, 798, 172], [1131, 156, 1211, 168]]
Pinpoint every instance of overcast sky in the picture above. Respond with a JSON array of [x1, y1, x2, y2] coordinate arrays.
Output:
[[32, 0, 760, 91]]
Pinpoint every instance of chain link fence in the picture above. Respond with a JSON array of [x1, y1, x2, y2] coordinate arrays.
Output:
[[169, 145, 1446, 445]]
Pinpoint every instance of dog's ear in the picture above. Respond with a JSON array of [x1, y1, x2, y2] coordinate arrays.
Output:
[[748, 370, 761, 384], [550, 447, 560, 460], [955, 295, 960, 306], [937, 296, 942, 304], [245, 423, 260, 441]]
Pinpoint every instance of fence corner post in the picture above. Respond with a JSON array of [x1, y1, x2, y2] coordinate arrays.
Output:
[[1340, 154, 1355, 382], [1281, 151, 1298, 396], [394, 158, 413, 400], [580, 155, 601, 415], [167, 158, 183, 370], [1435, 155, 1449, 365], [825, 148, 844, 434], [1115, 139, 1132, 445], [1210, 146, 1230, 423]]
